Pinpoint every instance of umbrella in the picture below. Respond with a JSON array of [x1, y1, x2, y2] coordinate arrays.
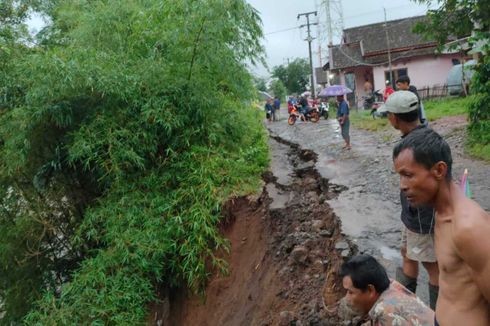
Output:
[[318, 85, 352, 97], [258, 91, 273, 101]]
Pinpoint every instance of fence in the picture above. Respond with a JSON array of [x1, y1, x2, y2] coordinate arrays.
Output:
[[417, 83, 469, 100]]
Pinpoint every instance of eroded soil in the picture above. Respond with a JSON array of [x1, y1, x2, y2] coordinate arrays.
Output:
[[166, 138, 355, 326]]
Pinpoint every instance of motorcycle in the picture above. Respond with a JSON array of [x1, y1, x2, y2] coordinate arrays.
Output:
[[288, 105, 320, 125], [318, 102, 329, 119], [363, 90, 385, 119]]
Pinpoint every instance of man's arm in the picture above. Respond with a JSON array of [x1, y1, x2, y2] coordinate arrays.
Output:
[[339, 103, 347, 124], [453, 208, 490, 302]]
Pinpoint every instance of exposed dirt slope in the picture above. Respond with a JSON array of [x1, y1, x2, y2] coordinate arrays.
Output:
[[166, 138, 354, 326]]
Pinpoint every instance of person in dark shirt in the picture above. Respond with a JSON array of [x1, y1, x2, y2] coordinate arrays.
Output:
[[264, 98, 273, 122], [396, 75, 428, 126], [273, 97, 280, 121], [336, 95, 350, 149], [377, 91, 439, 309]]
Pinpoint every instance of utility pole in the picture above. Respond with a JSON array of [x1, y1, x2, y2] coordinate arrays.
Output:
[[298, 11, 318, 97], [383, 8, 393, 84]]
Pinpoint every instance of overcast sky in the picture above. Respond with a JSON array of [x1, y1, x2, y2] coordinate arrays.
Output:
[[28, 1, 436, 78], [246, 0, 437, 77]]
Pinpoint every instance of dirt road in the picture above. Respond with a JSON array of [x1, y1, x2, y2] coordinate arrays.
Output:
[[164, 115, 489, 326]]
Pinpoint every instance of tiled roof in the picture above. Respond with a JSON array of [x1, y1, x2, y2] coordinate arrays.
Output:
[[344, 15, 431, 54], [329, 15, 440, 70], [330, 42, 365, 70]]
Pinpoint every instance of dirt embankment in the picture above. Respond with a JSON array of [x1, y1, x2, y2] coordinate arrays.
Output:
[[160, 137, 355, 326]]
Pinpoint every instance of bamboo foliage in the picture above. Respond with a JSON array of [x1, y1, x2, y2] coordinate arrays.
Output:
[[0, 0, 268, 324]]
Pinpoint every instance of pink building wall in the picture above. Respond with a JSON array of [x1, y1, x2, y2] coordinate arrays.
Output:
[[372, 54, 460, 91]]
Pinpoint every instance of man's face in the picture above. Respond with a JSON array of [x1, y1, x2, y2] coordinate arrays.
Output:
[[342, 276, 376, 315], [396, 82, 409, 90], [394, 148, 439, 206]]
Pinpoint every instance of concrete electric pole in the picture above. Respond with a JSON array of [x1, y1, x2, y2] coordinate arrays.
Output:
[[298, 11, 318, 98]]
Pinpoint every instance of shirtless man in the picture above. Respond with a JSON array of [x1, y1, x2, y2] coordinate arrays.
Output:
[[393, 127, 490, 325]]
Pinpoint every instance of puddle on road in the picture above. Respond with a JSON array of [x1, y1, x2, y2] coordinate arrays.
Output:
[[379, 246, 399, 260], [266, 183, 290, 210]]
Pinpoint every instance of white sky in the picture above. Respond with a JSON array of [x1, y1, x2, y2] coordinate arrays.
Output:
[[247, 0, 437, 77]]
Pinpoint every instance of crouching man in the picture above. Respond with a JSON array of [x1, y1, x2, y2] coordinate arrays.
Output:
[[340, 254, 434, 326]]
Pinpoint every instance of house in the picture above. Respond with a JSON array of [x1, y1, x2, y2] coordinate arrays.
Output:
[[325, 15, 463, 107]]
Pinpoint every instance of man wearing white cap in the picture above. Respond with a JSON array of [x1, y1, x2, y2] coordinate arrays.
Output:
[[377, 91, 439, 310]]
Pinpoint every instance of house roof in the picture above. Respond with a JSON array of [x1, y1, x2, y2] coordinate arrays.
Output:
[[330, 42, 365, 70], [344, 15, 431, 54], [329, 15, 442, 70]]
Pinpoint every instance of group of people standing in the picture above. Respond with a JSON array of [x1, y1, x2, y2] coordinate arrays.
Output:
[[339, 79, 490, 325], [264, 96, 281, 122]]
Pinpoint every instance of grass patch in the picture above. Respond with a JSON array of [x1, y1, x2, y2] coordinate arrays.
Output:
[[424, 96, 471, 121], [467, 142, 490, 162], [349, 110, 390, 132], [350, 96, 472, 132]]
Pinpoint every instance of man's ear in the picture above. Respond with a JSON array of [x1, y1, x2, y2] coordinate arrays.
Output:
[[431, 161, 448, 180], [367, 284, 377, 298]]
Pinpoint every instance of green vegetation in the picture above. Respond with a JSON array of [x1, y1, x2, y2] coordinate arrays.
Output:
[[271, 58, 310, 95], [0, 0, 268, 324], [424, 96, 470, 120], [269, 79, 287, 100], [413, 0, 490, 160], [349, 110, 390, 132], [351, 96, 471, 132]]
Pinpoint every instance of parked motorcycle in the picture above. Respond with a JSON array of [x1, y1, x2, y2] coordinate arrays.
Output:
[[363, 90, 385, 119], [288, 105, 320, 125], [318, 102, 329, 119]]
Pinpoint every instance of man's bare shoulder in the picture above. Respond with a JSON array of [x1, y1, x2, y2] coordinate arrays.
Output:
[[452, 198, 489, 230], [452, 199, 490, 265]]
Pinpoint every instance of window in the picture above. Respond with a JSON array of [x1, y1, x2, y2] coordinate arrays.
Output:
[[385, 68, 407, 85]]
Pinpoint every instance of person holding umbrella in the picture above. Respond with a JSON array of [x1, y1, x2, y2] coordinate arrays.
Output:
[[337, 94, 350, 149], [320, 85, 353, 150]]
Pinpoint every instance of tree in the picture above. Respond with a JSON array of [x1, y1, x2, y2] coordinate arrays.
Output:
[[253, 76, 268, 92], [412, 0, 489, 156], [271, 58, 309, 94], [0, 0, 269, 324], [269, 79, 287, 101]]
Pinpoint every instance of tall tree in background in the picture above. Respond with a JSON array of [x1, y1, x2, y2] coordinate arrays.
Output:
[[271, 58, 309, 95], [413, 0, 489, 156], [269, 79, 287, 101], [253, 76, 268, 92]]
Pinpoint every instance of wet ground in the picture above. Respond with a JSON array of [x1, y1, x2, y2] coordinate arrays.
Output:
[[267, 114, 490, 305]]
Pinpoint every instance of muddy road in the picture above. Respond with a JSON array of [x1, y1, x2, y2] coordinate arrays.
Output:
[[267, 114, 490, 304]]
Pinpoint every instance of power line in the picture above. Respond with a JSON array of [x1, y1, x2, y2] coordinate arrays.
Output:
[[264, 26, 300, 35], [263, 6, 429, 36]]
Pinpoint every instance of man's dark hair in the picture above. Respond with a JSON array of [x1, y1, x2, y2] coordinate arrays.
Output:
[[339, 255, 390, 293], [394, 109, 419, 123], [396, 75, 410, 84], [393, 128, 453, 180]]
